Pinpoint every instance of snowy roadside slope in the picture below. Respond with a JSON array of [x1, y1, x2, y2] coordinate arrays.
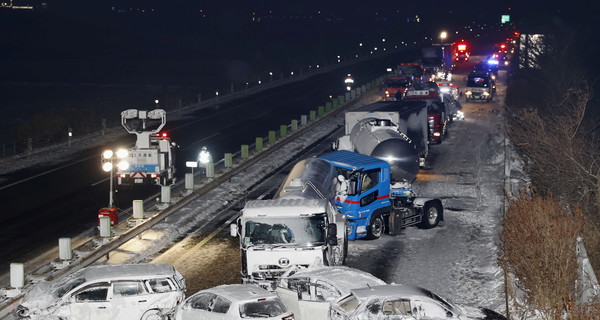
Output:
[[345, 79, 509, 313]]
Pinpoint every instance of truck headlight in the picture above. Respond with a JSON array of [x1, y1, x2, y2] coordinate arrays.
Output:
[[465, 90, 472, 96]]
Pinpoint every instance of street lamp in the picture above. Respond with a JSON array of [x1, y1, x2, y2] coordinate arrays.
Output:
[[269, 72, 273, 82], [440, 31, 447, 42], [440, 31, 448, 68]]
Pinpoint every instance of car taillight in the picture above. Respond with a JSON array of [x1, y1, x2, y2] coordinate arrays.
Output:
[[282, 314, 295, 320]]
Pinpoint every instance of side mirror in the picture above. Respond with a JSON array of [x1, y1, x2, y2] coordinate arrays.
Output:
[[327, 224, 338, 245], [230, 223, 238, 237]]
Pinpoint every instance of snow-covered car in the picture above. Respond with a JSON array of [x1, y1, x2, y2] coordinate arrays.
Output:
[[16, 263, 186, 320], [175, 284, 294, 320], [275, 266, 386, 320], [329, 284, 506, 320]]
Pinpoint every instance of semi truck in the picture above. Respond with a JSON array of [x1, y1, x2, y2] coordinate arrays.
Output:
[[116, 109, 177, 186], [320, 150, 443, 241], [333, 100, 428, 171], [230, 157, 348, 290]]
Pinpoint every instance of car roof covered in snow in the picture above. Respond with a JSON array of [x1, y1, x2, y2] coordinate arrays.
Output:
[[282, 266, 386, 293], [198, 284, 278, 302], [74, 263, 177, 282], [243, 198, 327, 217], [350, 284, 430, 300]]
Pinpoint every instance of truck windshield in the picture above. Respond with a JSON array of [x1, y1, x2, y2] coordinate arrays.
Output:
[[243, 215, 326, 247], [385, 79, 411, 87]]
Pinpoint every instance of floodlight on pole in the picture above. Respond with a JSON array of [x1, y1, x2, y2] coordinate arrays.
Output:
[[100, 149, 129, 208]]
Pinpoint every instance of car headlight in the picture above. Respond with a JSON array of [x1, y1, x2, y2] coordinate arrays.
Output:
[[465, 90, 472, 95], [483, 91, 490, 96]]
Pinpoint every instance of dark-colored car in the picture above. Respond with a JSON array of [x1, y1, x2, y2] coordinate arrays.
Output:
[[465, 72, 496, 103]]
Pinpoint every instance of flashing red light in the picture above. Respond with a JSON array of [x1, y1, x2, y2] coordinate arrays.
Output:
[[457, 44, 467, 51], [500, 44, 506, 49]]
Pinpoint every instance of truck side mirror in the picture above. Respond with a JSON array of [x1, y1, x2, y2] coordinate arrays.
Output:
[[327, 224, 338, 245], [230, 223, 238, 237]]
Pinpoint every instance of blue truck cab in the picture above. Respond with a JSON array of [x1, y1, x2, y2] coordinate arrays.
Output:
[[320, 150, 443, 241]]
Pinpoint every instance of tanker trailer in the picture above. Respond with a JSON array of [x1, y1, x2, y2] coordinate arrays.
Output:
[[334, 100, 429, 182]]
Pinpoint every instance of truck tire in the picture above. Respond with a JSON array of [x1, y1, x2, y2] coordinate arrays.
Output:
[[419, 200, 443, 229], [366, 213, 384, 240]]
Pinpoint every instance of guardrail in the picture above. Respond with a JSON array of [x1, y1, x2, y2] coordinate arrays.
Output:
[[0, 76, 385, 318]]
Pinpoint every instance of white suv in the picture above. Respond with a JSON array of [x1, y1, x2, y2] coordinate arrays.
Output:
[[17, 263, 186, 320]]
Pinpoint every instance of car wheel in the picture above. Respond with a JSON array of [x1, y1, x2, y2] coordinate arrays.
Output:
[[366, 213, 384, 239], [419, 200, 443, 229], [141, 310, 166, 320]]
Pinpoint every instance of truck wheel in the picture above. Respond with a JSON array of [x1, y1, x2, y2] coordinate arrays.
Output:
[[366, 213, 384, 240], [419, 200, 443, 229]]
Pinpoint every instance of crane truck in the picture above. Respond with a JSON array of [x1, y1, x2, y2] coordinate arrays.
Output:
[[230, 157, 348, 290], [116, 109, 177, 186]]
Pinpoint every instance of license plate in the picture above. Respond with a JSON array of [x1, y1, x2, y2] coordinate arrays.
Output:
[[135, 179, 143, 183]]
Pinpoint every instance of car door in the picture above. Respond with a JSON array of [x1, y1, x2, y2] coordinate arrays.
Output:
[[67, 282, 112, 320], [110, 280, 151, 319], [296, 281, 339, 320]]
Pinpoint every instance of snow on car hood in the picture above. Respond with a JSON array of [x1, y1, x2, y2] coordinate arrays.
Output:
[[19, 281, 55, 310]]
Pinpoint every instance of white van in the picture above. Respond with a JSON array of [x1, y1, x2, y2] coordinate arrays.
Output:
[[16, 263, 186, 320]]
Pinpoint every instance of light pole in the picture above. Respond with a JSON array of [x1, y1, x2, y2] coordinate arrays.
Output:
[[269, 72, 273, 82], [440, 31, 448, 68], [101, 149, 129, 208]]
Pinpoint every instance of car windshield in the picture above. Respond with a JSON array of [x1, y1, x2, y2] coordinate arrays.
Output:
[[242, 215, 326, 247], [385, 79, 411, 87], [337, 294, 360, 313], [467, 77, 490, 88], [51, 276, 87, 298], [416, 287, 456, 311], [239, 298, 287, 318]]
